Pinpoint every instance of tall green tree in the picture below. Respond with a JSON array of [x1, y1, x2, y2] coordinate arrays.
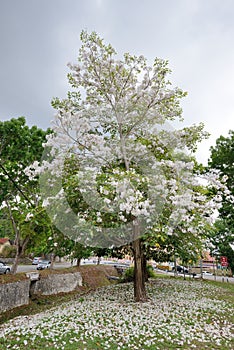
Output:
[[45, 229, 93, 266], [208, 131, 234, 272], [0, 117, 51, 272]]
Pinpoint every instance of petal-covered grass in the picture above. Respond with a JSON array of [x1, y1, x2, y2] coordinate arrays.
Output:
[[0, 278, 233, 349]]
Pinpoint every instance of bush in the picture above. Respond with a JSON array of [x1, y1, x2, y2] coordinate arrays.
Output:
[[122, 266, 134, 282], [121, 265, 156, 283], [1, 245, 16, 258], [147, 264, 156, 278]]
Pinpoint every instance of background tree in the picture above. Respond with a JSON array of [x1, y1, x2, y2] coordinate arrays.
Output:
[[0, 210, 12, 238], [0, 117, 51, 272], [208, 131, 234, 273], [46, 230, 93, 266]]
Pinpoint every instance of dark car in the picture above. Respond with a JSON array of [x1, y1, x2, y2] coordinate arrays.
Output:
[[36, 260, 51, 270], [172, 265, 189, 273], [0, 261, 11, 274]]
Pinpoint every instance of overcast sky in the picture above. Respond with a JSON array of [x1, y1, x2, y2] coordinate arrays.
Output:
[[0, 0, 234, 164]]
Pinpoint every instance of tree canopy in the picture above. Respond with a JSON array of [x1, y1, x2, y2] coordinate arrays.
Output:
[[0, 117, 50, 203], [208, 130, 234, 272], [31, 31, 229, 301], [0, 117, 51, 272]]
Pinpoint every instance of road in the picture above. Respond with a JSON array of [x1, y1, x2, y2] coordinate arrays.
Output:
[[16, 261, 75, 273], [14, 263, 234, 284], [15, 260, 129, 273], [155, 269, 234, 284]]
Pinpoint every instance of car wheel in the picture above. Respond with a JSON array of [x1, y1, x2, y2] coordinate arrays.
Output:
[[5, 269, 10, 274]]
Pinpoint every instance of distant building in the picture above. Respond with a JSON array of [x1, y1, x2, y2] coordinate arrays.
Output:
[[0, 238, 11, 254], [202, 251, 216, 268]]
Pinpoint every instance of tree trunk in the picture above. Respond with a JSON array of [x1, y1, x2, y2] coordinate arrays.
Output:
[[76, 258, 81, 267], [50, 253, 55, 269], [143, 253, 148, 282], [11, 235, 30, 274], [6, 200, 22, 274], [132, 237, 148, 302], [11, 245, 20, 274]]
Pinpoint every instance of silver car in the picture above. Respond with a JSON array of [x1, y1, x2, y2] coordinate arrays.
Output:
[[0, 261, 11, 274], [32, 257, 42, 265], [36, 260, 51, 270]]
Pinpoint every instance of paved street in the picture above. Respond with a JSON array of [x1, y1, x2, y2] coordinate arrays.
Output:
[[155, 269, 234, 284], [15, 261, 75, 273], [13, 262, 234, 284]]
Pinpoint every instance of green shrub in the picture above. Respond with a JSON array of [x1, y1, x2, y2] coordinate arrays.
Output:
[[1, 245, 16, 258], [147, 264, 156, 278], [121, 265, 156, 283], [122, 266, 134, 282]]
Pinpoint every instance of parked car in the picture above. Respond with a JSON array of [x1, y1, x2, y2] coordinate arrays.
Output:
[[36, 260, 51, 270], [202, 271, 213, 276], [0, 261, 11, 274], [32, 257, 42, 265], [172, 265, 189, 273]]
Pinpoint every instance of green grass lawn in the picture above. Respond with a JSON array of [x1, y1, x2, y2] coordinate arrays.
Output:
[[0, 277, 233, 350]]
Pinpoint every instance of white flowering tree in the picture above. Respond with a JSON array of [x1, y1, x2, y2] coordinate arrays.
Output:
[[34, 31, 230, 301]]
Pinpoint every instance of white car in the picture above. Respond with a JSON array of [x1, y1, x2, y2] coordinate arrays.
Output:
[[32, 257, 42, 265], [0, 261, 11, 274], [202, 271, 213, 276], [36, 260, 51, 270]]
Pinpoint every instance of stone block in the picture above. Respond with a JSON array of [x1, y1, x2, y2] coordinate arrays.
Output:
[[0, 279, 30, 313], [30, 272, 82, 296]]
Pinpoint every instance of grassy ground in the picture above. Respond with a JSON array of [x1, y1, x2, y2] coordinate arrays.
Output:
[[0, 268, 233, 350]]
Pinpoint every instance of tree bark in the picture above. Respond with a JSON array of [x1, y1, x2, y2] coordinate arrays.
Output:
[[11, 245, 20, 274], [143, 252, 148, 282], [6, 200, 22, 274], [76, 258, 81, 266], [11, 235, 30, 274], [132, 238, 148, 302], [50, 253, 55, 269], [132, 220, 148, 302]]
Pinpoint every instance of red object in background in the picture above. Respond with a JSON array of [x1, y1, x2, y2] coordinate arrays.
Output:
[[220, 256, 228, 262], [220, 256, 228, 266]]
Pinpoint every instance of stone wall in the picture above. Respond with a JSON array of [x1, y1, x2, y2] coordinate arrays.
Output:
[[30, 272, 82, 296], [0, 280, 30, 313], [0, 271, 82, 313]]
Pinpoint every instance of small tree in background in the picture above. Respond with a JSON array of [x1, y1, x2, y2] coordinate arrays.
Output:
[[0, 117, 51, 273]]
